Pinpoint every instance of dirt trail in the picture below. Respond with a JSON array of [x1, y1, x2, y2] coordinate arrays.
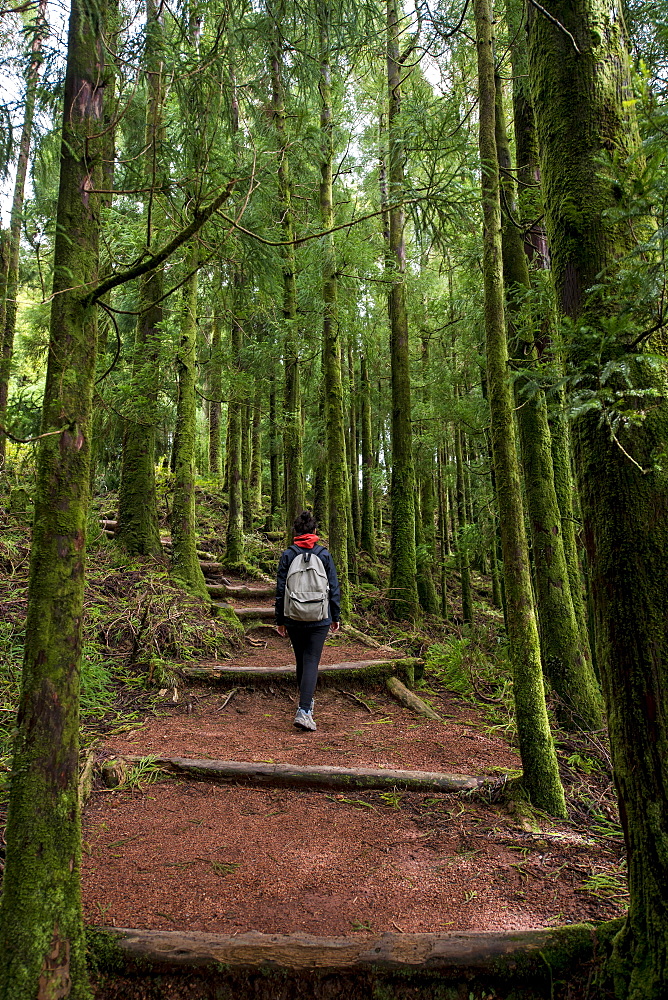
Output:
[[82, 582, 624, 938]]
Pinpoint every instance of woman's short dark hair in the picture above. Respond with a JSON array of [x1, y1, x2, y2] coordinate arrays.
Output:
[[293, 510, 317, 535]]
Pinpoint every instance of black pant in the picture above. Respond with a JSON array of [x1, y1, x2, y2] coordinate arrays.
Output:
[[285, 623, 330, 711]]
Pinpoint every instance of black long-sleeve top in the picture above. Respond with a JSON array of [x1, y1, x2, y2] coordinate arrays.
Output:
[[275, 544, 341, 627]]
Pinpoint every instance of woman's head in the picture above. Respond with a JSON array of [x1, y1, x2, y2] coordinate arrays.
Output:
[[293, 510, 317, 536]]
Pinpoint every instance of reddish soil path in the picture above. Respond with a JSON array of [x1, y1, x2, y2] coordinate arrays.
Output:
[[82, 618, 625, 938]]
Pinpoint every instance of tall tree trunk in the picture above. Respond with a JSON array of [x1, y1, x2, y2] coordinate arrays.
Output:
[[416, 334, 439, 614], [360, 352, 376, 558], [318, 0, 350, 614], [208, 300, 223, 478], [0, 0, 47, 466], [437, 445, 449, 619], [241, 400, 252, 533], [529, 0, 668, 990], [474, 0, 566, 817], [226, 302, 245, 565], [265, 369, 281, 532], [348, 343, 362, 547], [171, 248, 208, 599], [386, 0, 419, 620], [117, 0, 165, 555], [0, 0, 107, 992], [312, 378, 329, 532], [454, 419, 473, 624], [494, 68, 602, 730], [249, 379, 263, 519], [269, 4, 303, 538]]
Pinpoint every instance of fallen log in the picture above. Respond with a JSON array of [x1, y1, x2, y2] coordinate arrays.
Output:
[[88, 924, 602, 1000], [341, 623, 384, 649], [117, 754, 482, 793], [178, 656, 422, 687], [386, 676, 441, 721]]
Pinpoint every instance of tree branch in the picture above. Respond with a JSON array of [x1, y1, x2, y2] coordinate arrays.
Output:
[[527, 0, 581, 54], [88, 179, 238, 304]]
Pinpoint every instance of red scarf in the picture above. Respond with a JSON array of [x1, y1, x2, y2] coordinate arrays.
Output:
[[293, 533, 319, 549]]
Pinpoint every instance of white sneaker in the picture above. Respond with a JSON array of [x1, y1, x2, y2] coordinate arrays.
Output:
[[294, 708, 316, 731]]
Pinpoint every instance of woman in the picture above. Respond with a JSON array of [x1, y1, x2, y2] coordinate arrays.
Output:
[[275, 510, 341, 731]]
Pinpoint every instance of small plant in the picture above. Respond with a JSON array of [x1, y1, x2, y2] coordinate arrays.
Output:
[[350, 919, 373, 932], [566, 752, 602, 775], [123, 755, 162, 791], [211, 861, 240, 877], [379, 789, 403, 809]]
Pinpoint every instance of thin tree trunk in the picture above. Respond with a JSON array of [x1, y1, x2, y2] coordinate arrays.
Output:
[[171, 247, 208, 599], [360, 352, 376, 558], [437, 445, 449, 619], [269, 4, 303, 538], [318, 0, 350, 614], [530, 0, 668, 988], [386, 0, 419, 620], [454, 419, 473, 624], [249, 379, 263, 519], [117, 0, 165, 555], [265, 370, 281, 532], [241, 400, 252, 533], [348, 344, 362, 546], [208, 301, 223, 478], [474, 0, 565, 817], [312, 377, 329, 532], [0, 0, 107, 991], [226, 302, 245, 565], [0, 0, 47, 466]]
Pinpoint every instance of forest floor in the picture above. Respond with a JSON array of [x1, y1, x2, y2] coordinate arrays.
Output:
[[80, 573, 627, 940]]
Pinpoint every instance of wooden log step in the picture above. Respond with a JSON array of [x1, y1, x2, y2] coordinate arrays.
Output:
[[119, 754, 482, 792], [207, 583, 275, 598], [199, 561, 224, 575], [179, 656, 422, 687], [89, 925, 597, 996]]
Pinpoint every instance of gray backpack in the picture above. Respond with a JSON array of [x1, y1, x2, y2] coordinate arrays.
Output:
[[284, 545, 330, 621]]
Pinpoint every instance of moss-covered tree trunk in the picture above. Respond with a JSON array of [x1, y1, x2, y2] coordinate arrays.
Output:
[[348, 344, 362, 547], [319, 0, 350, 615], [454, 419, 473, 624], [312, 379, 329, 532], [529, 0, 668, 991], [360, 352, 376, 558], [269, 4, 303, 538], [549, 402, 589, 640], [249, 380, 263, 519], [474, 0, 566, 817], [226, 300, 245, 566], [385, 0, 419, 621], [0, 1, 107, 993], [437, 445, 449, 619], [171, 248, 208, 600], [117, 0, 165, 556], [241, 400, 252, 533], [494, 69, 602, 730], [208, 301, 223, 479], [265, 370, 281, 532], [0, 0, 47, 467]]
